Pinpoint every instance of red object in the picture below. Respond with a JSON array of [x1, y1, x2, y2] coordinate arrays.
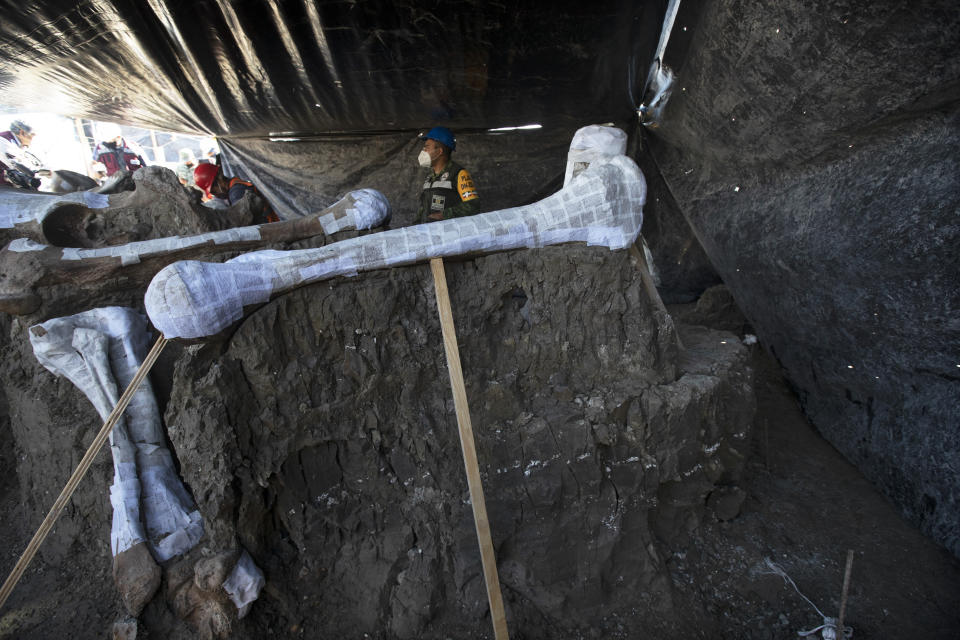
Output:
[[92, 140, 146, 176], [193, 163, 219, 197]]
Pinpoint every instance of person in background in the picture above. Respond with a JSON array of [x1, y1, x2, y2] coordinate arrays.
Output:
[[0, 119, 35, 150], [416, 126, 479, 223], [92, 123, 146, 176], [0, 120, 41, 188], [193, 163, 279, 224], [176, 148, 197, 187]]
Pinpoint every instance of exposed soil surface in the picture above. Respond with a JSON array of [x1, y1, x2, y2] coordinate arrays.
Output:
[[667, 347, 960, 639], [1, 316, 958, 639]]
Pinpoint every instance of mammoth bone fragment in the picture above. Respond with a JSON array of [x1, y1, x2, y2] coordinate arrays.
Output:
[[28, 306, 266, 618], [0, 188, 110, 246], [0, 188, 390, 316], [29, 307, 204, 614], [146, 153, 646, 340]]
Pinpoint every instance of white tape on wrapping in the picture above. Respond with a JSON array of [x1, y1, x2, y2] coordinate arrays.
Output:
[[31, 315, 146, 557], [146, 152, 647, 339], [319, 188, 391, 234], [59, 227, 264, 266], [140, 466, 205, 562], [110, 477, 147, 555], [30, 306, 204, 562], [0, 190, 110, 229], [346, 188, 391, 230], [7, 238, 46, 252], [222, 549, 266, 618], [147, 259, 278, 340], [7, 188, 384, 268]]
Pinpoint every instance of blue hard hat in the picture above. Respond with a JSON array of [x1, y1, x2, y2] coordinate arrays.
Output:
[[423, 126, 456, 151]]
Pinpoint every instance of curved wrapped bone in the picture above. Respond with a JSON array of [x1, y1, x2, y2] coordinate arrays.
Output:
[[30, 314, 147, 555], [29, 307, 204, 562], [0, 188, 390, 316], [146, 154, 646, 339]]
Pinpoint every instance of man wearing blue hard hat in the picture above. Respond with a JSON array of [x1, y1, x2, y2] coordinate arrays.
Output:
[[417, 126, 480, 222]]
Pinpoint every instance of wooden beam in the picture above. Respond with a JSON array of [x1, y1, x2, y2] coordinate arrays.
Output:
[[430, 257, 509, 639]]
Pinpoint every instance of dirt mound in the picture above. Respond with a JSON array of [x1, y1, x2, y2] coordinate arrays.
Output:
[[2, 252, 958, 637]]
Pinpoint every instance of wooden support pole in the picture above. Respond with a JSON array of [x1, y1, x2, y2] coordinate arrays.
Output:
[[836, 549, 854, 638], [430, 258, 509, 640], [73, 118, 93, 176], [628, 240, 667, 319], [0, 335, 169, 611], [149, 129, 162, 165], [628, 239, 682, 349]]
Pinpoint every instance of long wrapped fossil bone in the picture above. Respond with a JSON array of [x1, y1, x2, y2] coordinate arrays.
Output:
[[29, 307, 204, 612], [0, 188, 390, 315], [146, 152, 646, 339]]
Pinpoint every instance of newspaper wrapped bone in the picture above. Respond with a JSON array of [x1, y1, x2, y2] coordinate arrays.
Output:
[[146, 133, 645, 340]]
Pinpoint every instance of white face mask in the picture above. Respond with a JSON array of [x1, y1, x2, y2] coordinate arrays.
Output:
[[418, 149, 433, 168]]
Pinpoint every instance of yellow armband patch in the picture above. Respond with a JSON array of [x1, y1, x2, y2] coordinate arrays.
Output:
[[457, 170, 479, 201]]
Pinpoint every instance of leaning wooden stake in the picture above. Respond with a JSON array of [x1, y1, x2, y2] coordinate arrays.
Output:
[[836, 549, 854, 638], [430, 258, 509, 640], [0, 334, 169, 611], [628, 241, 682, 349]]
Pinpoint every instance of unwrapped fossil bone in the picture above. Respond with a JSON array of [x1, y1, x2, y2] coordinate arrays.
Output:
[[0, 188, 390, 315], [0, 189, 110, 245], [146, 152, 646, 339]]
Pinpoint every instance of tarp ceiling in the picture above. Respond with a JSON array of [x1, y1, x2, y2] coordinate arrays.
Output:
[[0, 0, 667, 138], [0, 1, 675, 222]]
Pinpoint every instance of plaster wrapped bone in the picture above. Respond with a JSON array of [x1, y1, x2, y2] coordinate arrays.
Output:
[[222, 550, 266, 619], [0, 187, 111, 228], [0, 188, 390, 316], [146, 151, 646, 339], [29, 307, 204, 562], [0, 189, 110, 244], [563, 124, 629, 187]]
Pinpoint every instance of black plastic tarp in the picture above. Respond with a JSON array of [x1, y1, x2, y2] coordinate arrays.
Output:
[[221, 124, 596, 223], [0, 1, 663, 136], [1, 1, 665, 218]]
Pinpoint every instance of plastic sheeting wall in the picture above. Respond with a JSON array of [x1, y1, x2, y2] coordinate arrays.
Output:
[[0, 1, 664, 225], [221, 126, 584, 223]]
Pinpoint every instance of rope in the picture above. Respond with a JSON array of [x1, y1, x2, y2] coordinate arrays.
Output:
[[761, 558, 854, 639], [0, 334, 168, 611]]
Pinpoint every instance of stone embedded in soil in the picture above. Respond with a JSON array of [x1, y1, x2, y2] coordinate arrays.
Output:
[[707, 486, 747, 521], [111, 616, 139, 640], [112, 541, 161, 616], [165, 550, 237, 640], [193, 551, 238, 592]]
